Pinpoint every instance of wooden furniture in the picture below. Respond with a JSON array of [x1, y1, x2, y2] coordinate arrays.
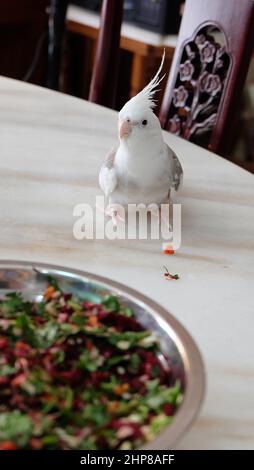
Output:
[[1, 76, 254, 449], [159, 0, 254, 157], [89, 0, 124, 108], [47, 0, 124, 105], [66, 4, 177, 100], [47, 0, 69, 90]]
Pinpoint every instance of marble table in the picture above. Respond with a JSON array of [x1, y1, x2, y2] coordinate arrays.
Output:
[[0, 76, 254, 449]]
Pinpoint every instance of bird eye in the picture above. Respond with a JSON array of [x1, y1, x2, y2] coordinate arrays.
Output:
[[142, 119, 148, 126]]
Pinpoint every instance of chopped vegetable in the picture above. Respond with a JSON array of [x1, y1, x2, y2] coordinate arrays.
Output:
[[0, 280, 182, 450], [163, 266, 180, 281], [162, 243, 175, 255]]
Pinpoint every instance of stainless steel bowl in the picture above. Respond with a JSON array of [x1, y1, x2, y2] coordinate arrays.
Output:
[[0, 260, 205, 450]]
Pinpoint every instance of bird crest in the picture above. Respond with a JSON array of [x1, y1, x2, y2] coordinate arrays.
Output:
[[120, 50, 166, 116]]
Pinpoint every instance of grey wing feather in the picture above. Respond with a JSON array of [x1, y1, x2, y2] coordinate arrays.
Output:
[[99, 146, 118, 196], [166, 144, 183, 191], [103, 146, 117, 169]]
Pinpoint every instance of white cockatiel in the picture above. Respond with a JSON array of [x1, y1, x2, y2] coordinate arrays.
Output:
[[99, 53, 183, 209]]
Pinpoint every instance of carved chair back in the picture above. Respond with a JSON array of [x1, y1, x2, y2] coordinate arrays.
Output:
[[159, 0, 254, 156]]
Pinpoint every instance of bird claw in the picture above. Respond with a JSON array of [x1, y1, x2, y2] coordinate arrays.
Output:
[[96, 203, 124, 227], [106, 204, 125, 227]]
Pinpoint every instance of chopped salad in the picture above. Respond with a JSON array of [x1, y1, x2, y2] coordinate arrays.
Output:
[[0, 278, 182, 450]]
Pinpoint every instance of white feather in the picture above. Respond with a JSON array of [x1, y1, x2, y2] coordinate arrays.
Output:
[[120, 50, 166, 118], [135, 48, 166, 109]]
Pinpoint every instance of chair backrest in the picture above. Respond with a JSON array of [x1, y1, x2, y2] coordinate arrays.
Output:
[[159, 0, 254, 156], [89, 0, 124, 109]]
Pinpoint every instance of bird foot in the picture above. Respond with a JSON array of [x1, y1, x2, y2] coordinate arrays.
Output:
[[96, 203, 125, 227], [149, 207, 172, 232], [106, 204, 125, 227]]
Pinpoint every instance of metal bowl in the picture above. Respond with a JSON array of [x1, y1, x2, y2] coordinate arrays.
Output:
[[0, 260, 205, 450]]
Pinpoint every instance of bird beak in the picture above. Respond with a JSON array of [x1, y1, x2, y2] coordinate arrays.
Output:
[[119, 120, 132, 140]]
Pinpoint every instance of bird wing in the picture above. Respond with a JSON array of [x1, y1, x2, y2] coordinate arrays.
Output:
[[99, 146, 118, 196], [166, 144, 183, 191]]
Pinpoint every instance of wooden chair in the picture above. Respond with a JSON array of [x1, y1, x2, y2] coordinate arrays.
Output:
[[159, 0, 254, 157], [89, 0, 124, 108], [47, 0, 124, 109]]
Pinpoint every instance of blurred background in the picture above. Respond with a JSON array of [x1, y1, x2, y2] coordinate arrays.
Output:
[[0, 0, 254, 171]]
